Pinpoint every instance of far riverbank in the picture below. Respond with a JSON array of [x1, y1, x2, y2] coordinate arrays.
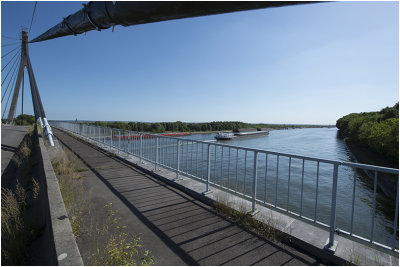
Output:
[[87, 120, 334, 135]]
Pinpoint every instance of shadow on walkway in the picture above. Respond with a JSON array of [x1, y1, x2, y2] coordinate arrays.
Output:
[[1, 144, 17, 153], [54, 129, 321, 266]]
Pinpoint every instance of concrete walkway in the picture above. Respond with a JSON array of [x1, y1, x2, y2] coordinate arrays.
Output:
[[53, 128, 322, 266], [1, 125, 30, 175]]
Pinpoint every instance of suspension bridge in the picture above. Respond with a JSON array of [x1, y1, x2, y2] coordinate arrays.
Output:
[[1, 2, 398, 266]]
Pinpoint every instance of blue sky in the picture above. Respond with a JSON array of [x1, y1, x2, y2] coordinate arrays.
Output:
[[1, 1, 398, 124]]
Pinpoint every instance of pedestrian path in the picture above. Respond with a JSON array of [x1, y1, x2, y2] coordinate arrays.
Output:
[[53, 128, 321, 265]]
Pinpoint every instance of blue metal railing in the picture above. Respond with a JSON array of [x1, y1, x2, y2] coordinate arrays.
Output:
[[50, 121, 399, 252]]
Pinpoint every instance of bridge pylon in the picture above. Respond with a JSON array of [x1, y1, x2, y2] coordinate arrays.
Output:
[[6, 30, 54, 146]]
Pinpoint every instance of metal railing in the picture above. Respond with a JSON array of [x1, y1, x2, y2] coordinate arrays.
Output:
[[50, 121, 399, 252]]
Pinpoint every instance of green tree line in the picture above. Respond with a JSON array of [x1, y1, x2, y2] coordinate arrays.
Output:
[[336, 103, 399, 166], [1, 114, 36, 125], [88, 121, 328, 134]]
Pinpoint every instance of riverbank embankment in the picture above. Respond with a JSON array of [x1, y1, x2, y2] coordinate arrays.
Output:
[[344, 139, 398, 199]]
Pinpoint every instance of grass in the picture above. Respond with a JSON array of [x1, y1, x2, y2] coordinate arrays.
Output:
[[346, 244, 387, 266], [52, 147, 154, 265], [52, 150, 85, 237], [91, 203, 154, 266], [1, 185, 27, 265], [213, 192, 281, 241], [1, 125, 41, 265]]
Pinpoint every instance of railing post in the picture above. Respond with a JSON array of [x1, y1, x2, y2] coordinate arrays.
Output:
[[393, 177, 399, 250], [154, 137, 159, 171], [370, 171, 378, 243], [110, 129, 113, 149], [175, 140, 181, 180], [325, 163, 339, 252], [203, 143, 213, 194], [118, 130, 121, 154], [139, 134, 143, 163], [251, 151, 259, 214]]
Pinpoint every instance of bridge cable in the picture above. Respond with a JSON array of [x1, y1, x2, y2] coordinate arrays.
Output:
[[28, 2, 38, 34], [1, 50, 20, 86], [1, 42, 20, 47], [1, 48, 20, 72], [2, 67, 19, 120], [2, 46, 19, 59], [21, 70, 24, 122], [1, 57, 20, 102], [2, 57, 20, 102], [1, 35, 21, 41]]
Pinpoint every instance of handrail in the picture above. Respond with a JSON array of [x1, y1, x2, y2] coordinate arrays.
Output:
[[67, 123, 399, 173], [50, 120, 399, 252]]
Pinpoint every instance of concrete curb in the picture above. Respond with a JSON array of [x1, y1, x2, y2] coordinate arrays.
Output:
[[38, 133, 84, 266]]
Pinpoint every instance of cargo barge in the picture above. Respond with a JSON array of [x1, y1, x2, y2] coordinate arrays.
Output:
[[111, 132, 191, 139], [233, 128, 269, 136], [215, 128, 269, 140], [234, 131, 269, 137]]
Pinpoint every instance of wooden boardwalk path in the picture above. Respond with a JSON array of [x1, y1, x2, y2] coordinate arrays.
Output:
[[53, 128, 322, 266]]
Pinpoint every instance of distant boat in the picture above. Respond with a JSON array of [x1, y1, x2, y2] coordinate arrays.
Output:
[[234, 131, 269, 137], [233, 128, 269, 137], [214, 132, 235, 140]]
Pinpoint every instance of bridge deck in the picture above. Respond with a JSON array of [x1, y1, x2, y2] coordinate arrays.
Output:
[[53, 128, 322, 265]]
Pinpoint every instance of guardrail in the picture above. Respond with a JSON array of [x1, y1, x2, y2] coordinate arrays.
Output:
[[50, 121, 399, 252]]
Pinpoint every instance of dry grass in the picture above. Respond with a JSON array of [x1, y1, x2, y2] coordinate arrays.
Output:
[[1, 187, 26, 265], [91, 203, 154, 266], [32, 178, 40, 200], [52, 150, 85, 237], [52, 147, 154, 265], [1, 180, 41, 265], [1, 125, 39, 265], [52, 151, 80, 177], [214, 192, 281, 241]]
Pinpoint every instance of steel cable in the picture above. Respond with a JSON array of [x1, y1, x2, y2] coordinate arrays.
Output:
[[1, 48, 20, 72], [2, 57, 21, 102], [1, 46, 19, 59], [1, 52, 20, 86], [2, 68, 19, 120], [1, 35, 21, 41], [21, 70, 24, 119], [28, 2, 38, 34], [1, 42, 20, 47]]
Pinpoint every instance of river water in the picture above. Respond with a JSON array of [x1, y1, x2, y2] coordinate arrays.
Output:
[[174, 127, 398, 249]]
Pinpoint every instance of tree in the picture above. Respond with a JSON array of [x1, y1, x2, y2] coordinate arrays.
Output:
[[336, 103, 399, 166], [14, 114, 35, 125]]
